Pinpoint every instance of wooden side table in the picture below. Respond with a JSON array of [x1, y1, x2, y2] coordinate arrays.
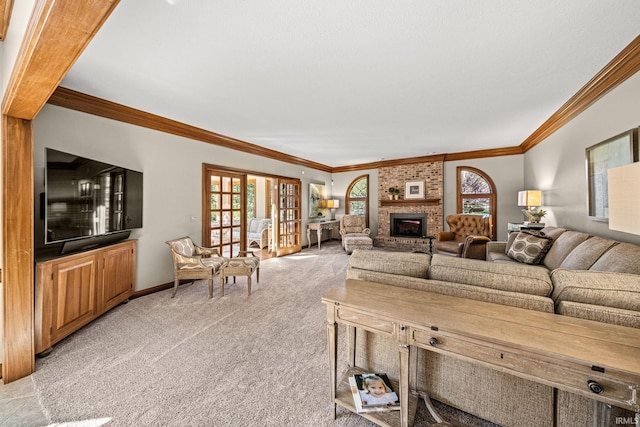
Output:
[[307, 220, 340, 249]]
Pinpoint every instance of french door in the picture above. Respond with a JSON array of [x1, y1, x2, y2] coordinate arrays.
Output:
[[273, 178, 302, 256], [203, 165, 301, 257], [203, 167, 245, 257]]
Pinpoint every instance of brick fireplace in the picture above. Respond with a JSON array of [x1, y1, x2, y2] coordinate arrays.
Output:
[[375, 159, 444, 251]]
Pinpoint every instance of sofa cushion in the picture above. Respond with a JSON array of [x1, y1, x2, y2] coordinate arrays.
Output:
[[558, 237, 617, 270], [345, 271, 554, 312], [551, 269, 640, 311], [556, 301, 640, 329], [542, 230, 590, 270], [428, 254, 552, 297], [348, 249, 430, 278], [507, 231, 553, 265], [589, 242, 640, 275]]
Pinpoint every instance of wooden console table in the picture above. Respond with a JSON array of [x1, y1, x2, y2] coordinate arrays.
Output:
[[307, 220, 340, 249], [322, 279, 640, 427]]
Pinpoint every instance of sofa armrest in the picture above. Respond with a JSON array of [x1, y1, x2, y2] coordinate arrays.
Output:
[[462, 235, 490, 260]]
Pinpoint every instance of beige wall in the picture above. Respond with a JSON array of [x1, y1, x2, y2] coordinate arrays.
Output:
[[524, 71, 640, 246], [34, 105, 332, 290]]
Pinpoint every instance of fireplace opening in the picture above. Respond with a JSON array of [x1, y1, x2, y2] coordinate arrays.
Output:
[[390, 213, 427, 238]]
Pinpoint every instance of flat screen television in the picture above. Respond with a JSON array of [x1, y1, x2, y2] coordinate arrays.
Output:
[[44, 148, 143, 254]]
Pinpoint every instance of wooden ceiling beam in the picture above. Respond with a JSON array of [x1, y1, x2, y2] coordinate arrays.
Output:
[[0, 0, 14, 41], [2, 0, 119, 119]]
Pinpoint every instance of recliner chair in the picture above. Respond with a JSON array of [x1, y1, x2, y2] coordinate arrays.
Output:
[[434, 214, 492, 260]]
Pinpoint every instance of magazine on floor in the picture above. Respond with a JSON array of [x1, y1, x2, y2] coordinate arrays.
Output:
[[348, 373, 400, 413]]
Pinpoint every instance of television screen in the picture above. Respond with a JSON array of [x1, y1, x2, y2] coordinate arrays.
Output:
[[45, 148, 143, 245]]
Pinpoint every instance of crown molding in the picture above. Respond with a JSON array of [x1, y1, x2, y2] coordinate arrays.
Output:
[[521, 34, 640, 153], [48, 87, 333, 173]]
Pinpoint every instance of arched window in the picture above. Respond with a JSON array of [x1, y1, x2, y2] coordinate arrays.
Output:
[[345, 174, 369, 226], [457, 167, 497, 240]]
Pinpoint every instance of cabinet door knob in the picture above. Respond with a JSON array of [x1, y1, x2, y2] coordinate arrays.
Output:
[[429, 337, 438, 347], [587, 380, 604, 394]]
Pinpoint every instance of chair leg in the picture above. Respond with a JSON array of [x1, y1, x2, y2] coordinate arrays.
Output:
[[256, 267, 259, 282], [171, 278, 179, 298], [247, 276, 251, 296], [220, 275, 225, 297], [208, 278, 213, 298]]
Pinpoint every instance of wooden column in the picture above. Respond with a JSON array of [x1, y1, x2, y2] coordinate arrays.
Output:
[[0, 0, 120, 383], [1, 115, 34, 381]]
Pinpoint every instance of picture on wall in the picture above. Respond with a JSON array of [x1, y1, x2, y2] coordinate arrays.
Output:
[[309, 183, 327, 218], [586, 128, 638, 221], [405, 181, 425, 199]]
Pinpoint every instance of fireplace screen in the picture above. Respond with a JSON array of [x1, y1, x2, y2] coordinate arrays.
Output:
[[390, 213, 427, 238]]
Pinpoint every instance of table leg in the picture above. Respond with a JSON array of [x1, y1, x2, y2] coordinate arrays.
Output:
[[317, 227, 322, 249], [327, 309, 338, 419], [399, 343, 410, 427], [347, 325, 356, 367], [307, 228, 311, 249]]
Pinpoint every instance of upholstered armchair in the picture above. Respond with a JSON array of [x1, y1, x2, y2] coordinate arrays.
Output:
[[165, 236, 226, 298], [247, 218, 271, 249], [339, 215, 371, 249], [434, 214, 492, 260]]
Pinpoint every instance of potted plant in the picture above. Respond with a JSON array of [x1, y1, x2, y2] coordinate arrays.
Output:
[[522, 208, 547, 223], [388, 186, 400, 200]]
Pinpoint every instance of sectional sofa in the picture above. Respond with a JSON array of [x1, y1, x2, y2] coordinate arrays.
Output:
[[345, 226, 640, 426]]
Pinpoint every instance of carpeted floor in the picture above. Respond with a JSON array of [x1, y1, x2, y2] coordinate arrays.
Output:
[[32, 242, 497, 426]]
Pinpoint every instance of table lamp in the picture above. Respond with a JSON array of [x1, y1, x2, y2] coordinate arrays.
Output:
[[327, 199, 339, 220]]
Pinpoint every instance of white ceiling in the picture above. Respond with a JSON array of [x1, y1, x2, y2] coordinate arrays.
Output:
[[61, 1, 640, 168]]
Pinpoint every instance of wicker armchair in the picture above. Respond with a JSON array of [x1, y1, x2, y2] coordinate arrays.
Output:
[[434, 214, 492, 260], [247, 218, 271, 249], [165, 236, 226, 298]]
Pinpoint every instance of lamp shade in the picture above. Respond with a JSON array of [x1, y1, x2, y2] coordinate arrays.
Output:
[[327, 199, 339, 209], [518, 190, 542, 207]]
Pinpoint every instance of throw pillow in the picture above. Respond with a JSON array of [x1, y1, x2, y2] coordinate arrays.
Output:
[[507, 231, 553, 265]]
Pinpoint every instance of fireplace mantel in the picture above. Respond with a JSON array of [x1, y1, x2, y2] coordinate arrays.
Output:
[[380, 198, 440, 206]]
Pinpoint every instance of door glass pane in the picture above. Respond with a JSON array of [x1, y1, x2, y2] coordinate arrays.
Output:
[[232, 226, 241, 242], [211, 211, 220, 227], [211, 230, 221, 246], [210, 176, 221, 192], [210, 194, 219, 209], [232, 211, 241, 226], [232, 194, 241, 209], [232, 178, 241, 193], [222, 228, 231, 244], [222, 177, 231, 192]]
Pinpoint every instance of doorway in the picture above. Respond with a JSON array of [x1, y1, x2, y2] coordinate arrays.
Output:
[[202, 164, 302, 258]]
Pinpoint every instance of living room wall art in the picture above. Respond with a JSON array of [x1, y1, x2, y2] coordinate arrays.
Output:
[[405, 180, 425, 199], [586, 128, 638, 221], [309, 183, 327, 218]]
